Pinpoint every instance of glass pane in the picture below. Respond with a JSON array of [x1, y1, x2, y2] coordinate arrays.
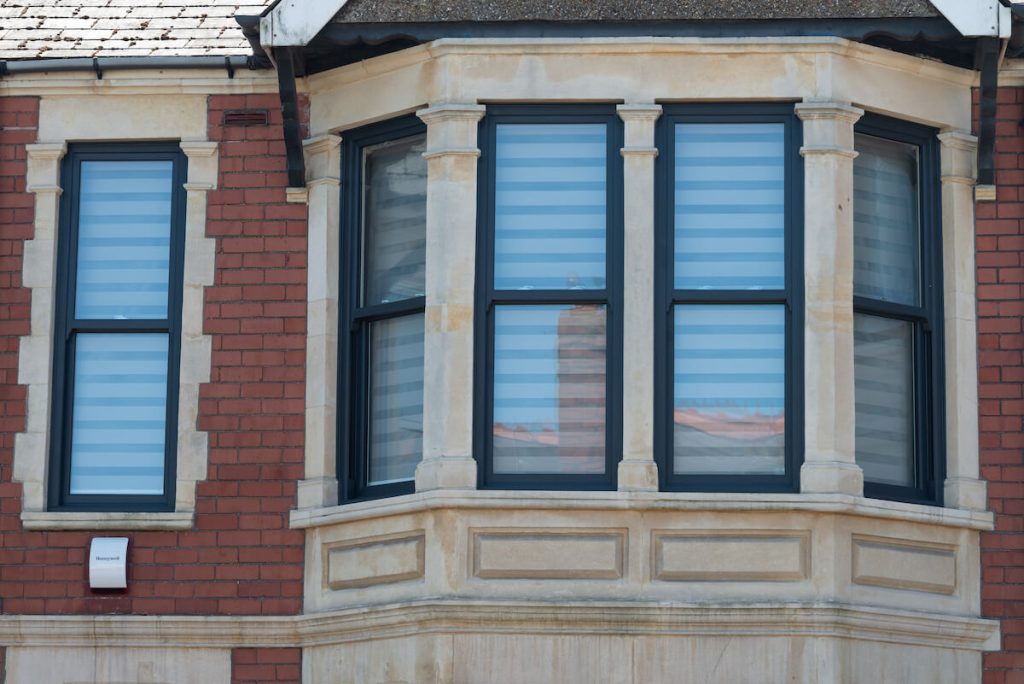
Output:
[[367, 314, 424, 485], [853, 134, 920, 306], [69, 333, 168, 495], [75, 160, 174, 320], [673, 305, 786, 475], [493, 305, 606, 475], [675, 123, 785, 290], [494, 124, 607, 290], [855, 314, 915, 487], [362, 134, 427, 306]]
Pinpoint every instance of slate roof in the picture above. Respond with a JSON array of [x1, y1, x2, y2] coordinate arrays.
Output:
[[333, 0, 940, 23], [0, 0, 273, 60]]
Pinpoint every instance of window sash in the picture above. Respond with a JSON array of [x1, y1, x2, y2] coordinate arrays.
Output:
[[476, 106, 624, 490], [49, 144, 186, 511], [340, 116, 428, 502], [852, 114, 944, 505], [655, 104, 802, 493]]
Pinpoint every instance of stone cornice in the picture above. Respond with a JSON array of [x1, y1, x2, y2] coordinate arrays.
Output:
[[0, 600, 999, 652]]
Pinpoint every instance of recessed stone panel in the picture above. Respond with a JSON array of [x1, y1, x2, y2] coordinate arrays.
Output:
[[471, 528, 626, 580], [852, 534, 956, 595], [324, 531, 425, 591], [652, 530, 810, 582]]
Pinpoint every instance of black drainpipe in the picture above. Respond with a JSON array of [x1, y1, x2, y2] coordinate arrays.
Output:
[[976, 36, 1001, 190], [273, 47, 307, 189]]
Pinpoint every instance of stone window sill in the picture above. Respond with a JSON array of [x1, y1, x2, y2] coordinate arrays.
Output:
[[20, 511, 194, 530], [289, 489, 994, 531]]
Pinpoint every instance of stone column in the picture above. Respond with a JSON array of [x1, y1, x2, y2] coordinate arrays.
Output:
[[938, 130, 987, 511], [14, 142, 66, 512], [795, 101, 864, 496], [298, 134, 342, 509], [616, 104, 661, 491], [414, 104, 487, 491], [177, 141, 219, 511]]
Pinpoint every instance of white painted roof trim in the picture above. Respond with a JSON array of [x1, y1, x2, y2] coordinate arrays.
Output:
[[260, 0, 350, 47], [258, 0, 1011, 49], [930, 0, 1011, 38]]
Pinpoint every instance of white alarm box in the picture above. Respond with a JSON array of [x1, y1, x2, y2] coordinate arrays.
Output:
[[89, 537, 129, 589]]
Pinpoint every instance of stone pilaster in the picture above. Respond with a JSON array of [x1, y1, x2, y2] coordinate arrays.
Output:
[[298, 134, 342, 509], [795, 101, 864, 496], [616, 104, 661, 491], [938, 130, 987, 511], [414, 104, 487, 491]]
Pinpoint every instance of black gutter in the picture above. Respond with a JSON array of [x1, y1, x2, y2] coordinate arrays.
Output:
[[274, 47, 307, 189], [976, 36, 1001, 189], [0, 55, 271, 78]]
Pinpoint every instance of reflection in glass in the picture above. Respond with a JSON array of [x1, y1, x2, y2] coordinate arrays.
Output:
[[494, 124, 607, 290], [362, 135, 427, 306], [69, 333, 168, 495], [854, 314, 915, 487], [75, 161, 174, 320], [367, 314, 424, 485], [673, 305, 786, 475], [492, 305, 606, 475], [675, 123, 785, 290], [854, 134, 920, 306]]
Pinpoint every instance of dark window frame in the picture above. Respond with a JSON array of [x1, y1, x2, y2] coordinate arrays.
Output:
[[654, 103, 804, 493], [48, 142, 187, 512], [854, 113, 945, 506], [474, 104, 625, 491], [338, 115, 427, 502]]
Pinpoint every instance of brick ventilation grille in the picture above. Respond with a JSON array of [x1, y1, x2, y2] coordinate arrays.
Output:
[[232, 647, 301, 684], [978, 86, 1024, 681], [0, 93, 309, 616]]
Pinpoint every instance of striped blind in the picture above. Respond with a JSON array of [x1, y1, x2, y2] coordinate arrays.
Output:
[[367, 314, 425, 485], [69, 334, 168, 495], [492, 305, 606, 475], [674, 123, 785, 291], [673, 305, 786, 475], [494, 124, 607, 290], [853, 134, 920, 306], [76, 161, 173, 319]]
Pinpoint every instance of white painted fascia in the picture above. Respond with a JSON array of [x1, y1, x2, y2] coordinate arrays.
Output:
[[259, 0, 1013, 49], [260, 0, 350, 48], [930, 0, 1012, 38]]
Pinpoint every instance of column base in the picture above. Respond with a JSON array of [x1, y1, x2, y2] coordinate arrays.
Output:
[[617, 459, 659, 492], [415, 456, 477, 491], [944, 477, 989, 511], [800, 461, 863, 496]]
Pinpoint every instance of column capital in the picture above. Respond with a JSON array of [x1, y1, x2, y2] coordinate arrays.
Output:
[[417, 103, 487, 126], [938, 129, 978, 186], [617, 103, 663, 123], [179, 140, 218, 159], [303, 133, 342, 189], [794, 100, 864, 123], [180, 140, 219, 190], [25, 142, 66, 161]]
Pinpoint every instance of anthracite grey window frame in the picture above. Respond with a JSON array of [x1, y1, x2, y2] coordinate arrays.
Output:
[[474, 104, 625, 491], [654, 103, 804, 493], [49, 143, 187, 512], [854, 113, 945, 505], [339, 115, 427, 502]]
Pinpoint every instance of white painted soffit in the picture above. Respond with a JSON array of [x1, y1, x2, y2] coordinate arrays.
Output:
[[258, 0, 1011, 49], [260, 0, 350, 48], [930, 0, 1011, 38]]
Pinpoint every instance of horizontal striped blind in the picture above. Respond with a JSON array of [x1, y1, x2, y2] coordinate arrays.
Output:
[[362, 135, 428, 306], [75, 160, 174, 320], [674, 123, 785, 291], [367, 314, 424, 485], [673, 305, 786, 475], [492, 305, 606, 475], [854, 314, 914, 486], [69, 333, 168, 495], [853, 134, 920, 306], [494, 124, 607, 291]]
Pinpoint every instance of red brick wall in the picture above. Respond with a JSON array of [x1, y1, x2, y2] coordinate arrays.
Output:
[[231, 647, 302, 684], [979, 85, 1024, 682], [0, 93, 307, 616]]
